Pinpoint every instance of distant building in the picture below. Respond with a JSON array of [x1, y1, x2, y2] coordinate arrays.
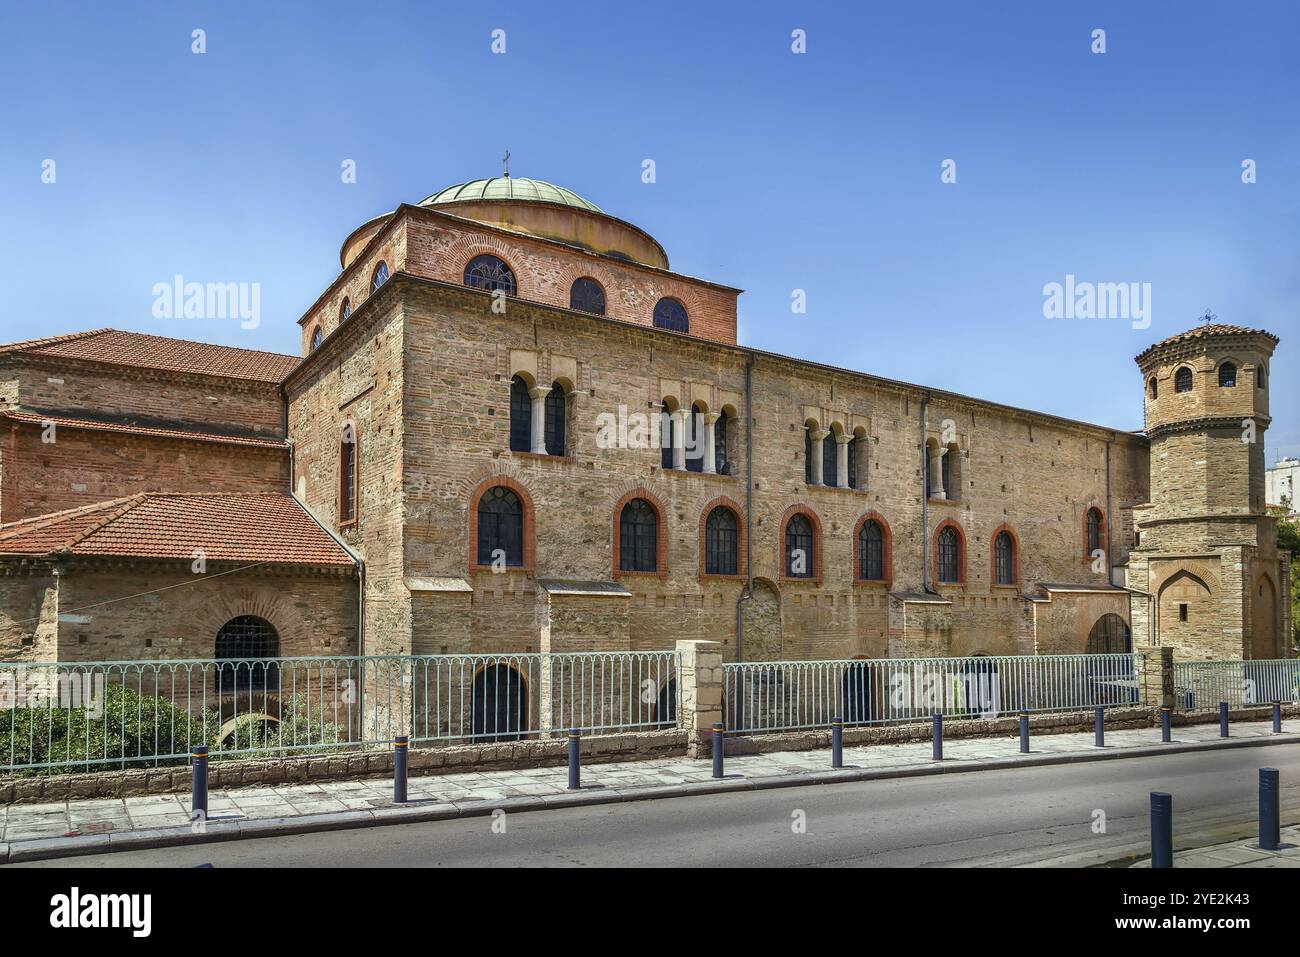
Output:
[[1267, 457, 1300, 512]]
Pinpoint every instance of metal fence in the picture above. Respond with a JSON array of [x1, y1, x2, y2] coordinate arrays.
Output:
[[1173, 658, 1300, 711], [0, 651, 679, 775], [722, 653, 1137, 735]]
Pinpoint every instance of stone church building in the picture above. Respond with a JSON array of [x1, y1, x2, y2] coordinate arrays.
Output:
[[0, 176, 1290, 666]]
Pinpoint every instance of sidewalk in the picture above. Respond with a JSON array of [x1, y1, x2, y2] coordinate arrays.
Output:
[[1129, 824, 1300, 868], [2, 717, 1297, 863]]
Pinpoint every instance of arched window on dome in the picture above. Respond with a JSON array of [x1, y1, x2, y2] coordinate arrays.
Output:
[[1174, 367, 1193, 393], [653, 297, 689, 332], [1218, 362, 1237, 387], [340, 298, 351, 322], [464, 254, 516, 295], [310, 326, 323, 352], [371, 261, 389, 292], [569, 277, 606, 315]]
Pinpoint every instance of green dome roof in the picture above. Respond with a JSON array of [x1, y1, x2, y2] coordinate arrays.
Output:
[[418, 177, 603, 213]]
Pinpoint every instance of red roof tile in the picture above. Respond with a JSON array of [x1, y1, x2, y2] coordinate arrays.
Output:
[[0, 410, 286, 449], [0, 494, 353, 567], [0, 329, 299, 383]]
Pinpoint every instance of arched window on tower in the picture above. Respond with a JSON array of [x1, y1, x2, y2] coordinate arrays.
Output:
[[464, 254, 517, 295], [705, 506, 738, 576], [569, 277, 606, 315], [1174, 367, 1193, 393], [509, 376, 531, 453], [994, 530, 1015, 585], [477, 486, 524, 566], [1218, 362, 1237, 387], [1258, 364, 1267, 389], [619, 498, 659, 573], [785, 513, 814, 578], [653, 297, 689, 332], [1149, 377, 1158, 399], [544, 382, 566, 456]]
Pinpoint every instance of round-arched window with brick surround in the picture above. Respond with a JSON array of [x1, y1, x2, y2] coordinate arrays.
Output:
[[464, 254, 516, 295], [859, 519, 885, 581], [310, 326, 323, 352], [215, 616, 280, 694], [1174, 366, 1193, 393], [653, 297, 689, 332], [1148, 377, 1158, 399], [1218, 362, 1237, 387], [937, 526, 961, 584], [619, 498, 659, 573], [705, 505, 739, 576], [785, 513, 815, 578], [371, 261, 389, 292], [477, 486, 524, 566], [994, 531, 1015, 585], [569, 277, 606, 315]]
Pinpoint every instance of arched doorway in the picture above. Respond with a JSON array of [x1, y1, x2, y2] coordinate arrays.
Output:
[[1251, 576, 1279, 660], [1087, 614, 1132, 654], [214, 616, 280, 695], [1157, 569, 1213, 647], [471, 664, 528, 742]]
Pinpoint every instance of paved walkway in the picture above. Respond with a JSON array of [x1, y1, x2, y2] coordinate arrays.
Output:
[[1130, 823, 1300, 868], [2, 717, 1296, 861]]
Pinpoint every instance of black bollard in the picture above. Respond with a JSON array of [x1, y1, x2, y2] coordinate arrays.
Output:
[[932, 713, 943, 761], [1259, 768, 1280, 851], [1094, 707, 1105, 748], [712, 722, 725, 779], [191, 745, 209, 820], [1273, 701, 1283, 734], [1150, 792, 1173, 869], [1160, 706, 1172, 743], [1219, 701, 1230, 738], [1019, 713, 1030, 753], [567, 727, 581, 790], [831, 716, 843, 769], [393, 734, 408, 803]]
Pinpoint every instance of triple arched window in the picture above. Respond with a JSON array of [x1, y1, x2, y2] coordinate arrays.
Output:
[[465, 254, 516, 295]]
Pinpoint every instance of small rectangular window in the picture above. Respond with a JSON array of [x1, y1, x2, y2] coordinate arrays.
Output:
[[1178, 603, 1188, 623]]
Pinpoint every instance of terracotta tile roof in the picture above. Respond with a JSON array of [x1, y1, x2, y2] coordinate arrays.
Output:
[[0, 409, 286, 449], [1135, 323, 1279, 364], [0, 494, 353, 567], [0, 329, 299, 383]]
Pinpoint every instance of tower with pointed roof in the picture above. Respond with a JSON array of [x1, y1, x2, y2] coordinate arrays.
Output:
[[1128, 323, 1291, 661]]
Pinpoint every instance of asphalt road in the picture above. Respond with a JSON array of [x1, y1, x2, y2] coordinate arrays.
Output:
[[17, 744, 1300, 867]]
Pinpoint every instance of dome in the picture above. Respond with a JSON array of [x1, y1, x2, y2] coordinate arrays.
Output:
[[418, 177, 603, 213]]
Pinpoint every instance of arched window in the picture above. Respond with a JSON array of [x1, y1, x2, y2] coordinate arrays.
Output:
[[653, 297, 689, 332], [509, 376, 531, 453], [569, 277, 606, 315], [544, 382, 566, 456], [714, 410, 729, 475], [471, 664, 527, 741], [705, 506, 738, 575], [619, 498, 659, 573], [937, 525, 961, 584], [1258, 365, 1267, 389], [464, 254, 516, 295], [660, 402, 675, 470], [846, 435, 858, 489], [1087, 614, 1131, 655], [804, 428, 814, 484], [310, 326, 323, 352], [339, 422, 358, 524], [822, 430, 837, 486], [686, 403, 705, 473], [340, 298, 352, 322], [859, 519, 885, 581], [1218, 362, 1237, 387], [785, 513, 814, 578], [215, 616, 280, 694], [994, 530, 1015, 585], [477, 486, 524, 566], [371, 261, 389, 292], [1086, 507, 1104, 557], [1174, 367, 1193, 393], [1149, 377, 1158, 399]]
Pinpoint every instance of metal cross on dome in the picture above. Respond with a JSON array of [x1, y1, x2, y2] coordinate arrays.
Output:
[[1199, 309, 1217, 325]]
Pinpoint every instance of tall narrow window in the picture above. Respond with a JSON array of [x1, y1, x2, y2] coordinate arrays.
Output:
[[1174, 367, 1193, 393], [340, 298, 352, 322], [1258, 365, 1267, 389], [477, 486, 524, 566], [785, 513, 814, 579], [859, 519, 884, 581], [310, 326, 323, 352], [619, 498, 658, 573], [705, 506, 738, 576], [994, 531, 1015, 585], [569, 277, 606, 315], [714, 410, 729, 475], [653, 297, 689, 332], [846, 436, 857, 489], [686, 403, 705, 473], [509, 376, 531, 453], [804, 429, 814, 484], [941, 451, 952, 497], [661, 404, 674, 470], [464, 254, 516, 295], [371, 261, 389, 292], [339, 423, 358, 524], [822, 431, 837, 486], [937, 526, 960, 584], [1086, 507, 1103, 556], [544, 382, 566, 456], [1218, 362, 1237, 387], [1149, 377, 1158, 399]]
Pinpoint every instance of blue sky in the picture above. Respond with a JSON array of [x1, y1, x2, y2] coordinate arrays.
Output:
[[1, 1, 1295, 461]]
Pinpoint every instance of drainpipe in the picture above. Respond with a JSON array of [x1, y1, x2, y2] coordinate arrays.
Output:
[[920, 393, 931, 592], [735, 353, 755, 662], [1105, 436, 1114, 585]]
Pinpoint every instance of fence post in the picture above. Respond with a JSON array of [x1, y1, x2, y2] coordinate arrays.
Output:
[[191, 745, 209, 821], [712, 722, 725, 778], [1094, 707, 1105, 748], [1019, 712, 1030, 753], [393, 735, 408, 803], [1273, 701, 1283, 734], [1259, 768, 1280, 851], [831, 716, 843, 769], [568, 728, 581, 790], [1219, 701, 1229, 738], [1135, 647, 1175, 709], [1150, 792, 1173, 868], [932, 713, 943, 760], [1160, 706, 1172, 743], [676, 640, 724, 759]]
